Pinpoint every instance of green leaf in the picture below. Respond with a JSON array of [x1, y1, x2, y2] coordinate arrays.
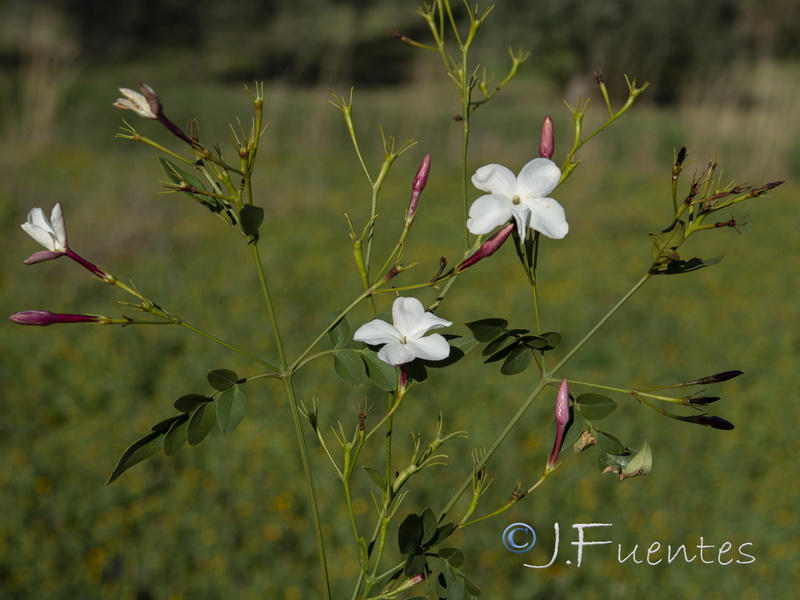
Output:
[[465, 318, 508, 342], [439, 547, 464, 568], [163, 415, 189, 456], [500, 344, 532, 375], [334, 349, 366, 387], [483, 339, 520, 363], [575, 393, 618, 421], [650, 219, 686, 262], [463, 576, 481, 597], [651, 255, 724, 275], [361, 351, 397, 391], [420, 507, 438, 545], [540, 331, 562, 350], [623, 440, 653, 478], [159, 158, 223, 212], [151, 415, 184, 433], [174, 393, 211, 413], [595, 429, 626, 454], [326, 310, 351, 349], [404, 360, 428, 383], [598, 450, 633, 476], [398, 513, 422, 554], [159, 157, 207, 192], [481, 331, 510, 356], [404, 552, 427, 578], [363, 466, 386, 491], [216, 386, 246, 434], [435, 522, 456, 544], [107, 430, 165, 484], [187, 401, 216, 445], [208, 369, 238, 391], [240, 204, 264, 238]]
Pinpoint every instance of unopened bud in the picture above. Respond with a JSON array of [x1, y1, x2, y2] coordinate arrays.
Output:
[[539, 116, 554, 159], [687, 396, 720, 406], [547, 379, 570, 470], [9, 311, 106, 326], [692, 415, 735, 430], [407, 154, 431, 221], [683, 370, 743, 386], [457, 223, 514, 272]]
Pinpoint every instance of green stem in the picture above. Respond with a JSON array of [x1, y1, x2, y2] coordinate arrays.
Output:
[[249, 243, 330, 599]]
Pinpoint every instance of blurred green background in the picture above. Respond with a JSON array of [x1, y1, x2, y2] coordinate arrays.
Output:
[[1, 0, 798, 598]]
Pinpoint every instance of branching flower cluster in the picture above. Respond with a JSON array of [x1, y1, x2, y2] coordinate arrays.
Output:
[[8, 1, 784, 598]]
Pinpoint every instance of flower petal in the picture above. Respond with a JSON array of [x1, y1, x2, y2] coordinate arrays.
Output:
[[22, 208, 58, 251], [405, 311, 453, 340], [353, 319, 401, 346], [50, 203, 67, 249], [506, 203, 531, 240], [406, 334, 451, 362], [467, 194, 513, 235], [471, 164, 517, 197], [516, 158, 561, 198], [377, 342, 418, 366], [391, 297, 426, 337], [522, 196, 569, 239]]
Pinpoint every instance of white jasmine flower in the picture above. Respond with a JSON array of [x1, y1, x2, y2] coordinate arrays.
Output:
[[113, 85, 160, 119], [21, 203, 68, 262], [353, 297, 452, 366], [467, 158, 568, 241]]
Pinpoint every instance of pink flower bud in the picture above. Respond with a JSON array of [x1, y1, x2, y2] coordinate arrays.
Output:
[[407, 154, 431, 221], [9, 311, 105, 326], [547, 379, 570, 470], [457, 223, 514, 271], [539, 116, 554, 159]]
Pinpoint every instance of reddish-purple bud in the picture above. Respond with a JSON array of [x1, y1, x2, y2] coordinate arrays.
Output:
[[9, 311, 105, 326], [539, 116, 554, 159], [24, 250, 65, 265], [407, 154, 431, 221], [547, 379, 570, 469], [458, 223, 514, 271]]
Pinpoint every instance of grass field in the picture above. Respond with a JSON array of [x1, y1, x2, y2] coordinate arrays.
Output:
[[1, 62, 798, 599]]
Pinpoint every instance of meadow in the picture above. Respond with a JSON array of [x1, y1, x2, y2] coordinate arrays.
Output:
[[1, 54, 799, 599]]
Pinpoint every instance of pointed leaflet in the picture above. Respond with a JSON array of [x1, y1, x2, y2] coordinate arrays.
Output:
[[595, 429, 627, 454], [500, 344, 532, 375], [327, 309, 351, 349], [216, 386, 246, 434], [465, 318, 508, 342], [174, 394, 211, 413], [362, 350, 397, 391], [188, 401, 217, 445], [575, 394, 617, 421], [107, 430, 165, 484], [163, 415, 189, 456], [334, 349, 367, 387], [159, 157, 224, 213], [420, 507, 438, 545]]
